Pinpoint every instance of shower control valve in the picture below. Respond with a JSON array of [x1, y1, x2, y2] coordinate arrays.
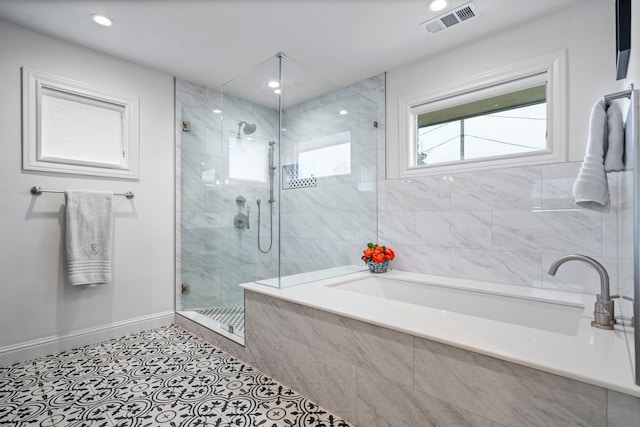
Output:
[[234, 195, 250, 229]]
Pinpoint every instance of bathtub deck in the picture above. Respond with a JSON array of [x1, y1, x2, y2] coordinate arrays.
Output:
[[241, 269, 639, 398]]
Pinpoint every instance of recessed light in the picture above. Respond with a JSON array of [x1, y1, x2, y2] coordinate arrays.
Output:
[[274, 89, 281, 95], [213, 108, 222, 114], [339, 110, 348, 115], [428, 0, 448, 12], [268, 81, 279, 88], [91, 14, 113, 26]]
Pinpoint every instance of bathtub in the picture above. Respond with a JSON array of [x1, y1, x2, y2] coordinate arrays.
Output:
[[241, 268, 639, 397], [329, 275, 584, 336]]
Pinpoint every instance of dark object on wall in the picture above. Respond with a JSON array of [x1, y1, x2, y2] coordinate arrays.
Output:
[[616, 0, 631, 80]]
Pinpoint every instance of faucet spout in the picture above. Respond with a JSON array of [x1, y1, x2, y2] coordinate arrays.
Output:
[[548, 254, 610, 299], [547, 254, 615, 330]]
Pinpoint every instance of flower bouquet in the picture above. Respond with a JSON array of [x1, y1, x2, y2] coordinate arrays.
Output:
[[361, 243, 395, 273]]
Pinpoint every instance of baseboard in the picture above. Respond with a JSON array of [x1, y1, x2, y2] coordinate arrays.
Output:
[[0, 310, 175, 366]]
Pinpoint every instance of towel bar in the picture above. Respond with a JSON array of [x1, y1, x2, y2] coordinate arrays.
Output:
[[603, 84, 634, 104], [30, 186, 134, 199]]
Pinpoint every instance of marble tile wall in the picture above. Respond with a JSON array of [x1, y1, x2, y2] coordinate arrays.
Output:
[[607, 389, 640, 427], [379, 164, 633, 296], [237, 289, 640, 427], [615, 171, 634, 298]]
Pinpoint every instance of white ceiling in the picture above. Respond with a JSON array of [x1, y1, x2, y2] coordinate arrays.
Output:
[[0, 0, 583, 102]]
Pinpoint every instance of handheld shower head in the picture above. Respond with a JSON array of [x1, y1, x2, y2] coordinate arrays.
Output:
[[238, 121, 257, 135]]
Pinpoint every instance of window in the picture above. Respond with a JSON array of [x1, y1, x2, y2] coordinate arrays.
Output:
[[229, 137, 268, 182], [416, 85, 547, 166], [389, 50, 566, 177], [297, 131, 352, 178], [40, 87, 127, 168], [22, 68, 139, 179]]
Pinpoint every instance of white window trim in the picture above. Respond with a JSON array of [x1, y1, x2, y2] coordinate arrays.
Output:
[[389, 50, 567, 178], [22, 67, 140, 179]]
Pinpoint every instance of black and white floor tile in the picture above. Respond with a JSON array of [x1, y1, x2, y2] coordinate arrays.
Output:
[[0, 326, 352, 427]]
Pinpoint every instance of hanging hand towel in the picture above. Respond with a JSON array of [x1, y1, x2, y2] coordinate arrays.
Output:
[[573, 99, 624, 211], [65, 190, 113, 286]]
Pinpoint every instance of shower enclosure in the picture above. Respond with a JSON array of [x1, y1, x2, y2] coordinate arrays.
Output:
[[175, 54, 382, 343]]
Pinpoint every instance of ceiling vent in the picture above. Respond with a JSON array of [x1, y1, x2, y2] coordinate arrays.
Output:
[[420, 1, 480, 35]]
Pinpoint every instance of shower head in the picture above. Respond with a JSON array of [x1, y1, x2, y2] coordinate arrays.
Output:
[[238, 121, 257, 135]]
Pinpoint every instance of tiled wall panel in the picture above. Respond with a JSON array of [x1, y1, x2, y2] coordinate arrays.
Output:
[[413, 337, 606, 427], [240, 290, 622, 427], [356, 368, 493, 427], [379, 164, 633, 296]]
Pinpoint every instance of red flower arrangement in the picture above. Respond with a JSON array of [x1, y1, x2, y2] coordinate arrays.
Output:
[[361, 242, 395, 264]]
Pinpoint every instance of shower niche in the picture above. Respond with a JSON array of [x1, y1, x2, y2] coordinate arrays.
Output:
[[175, 53, 382, 343]]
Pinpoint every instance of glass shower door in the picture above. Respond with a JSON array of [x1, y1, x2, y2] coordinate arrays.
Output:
[[178, 103, 270, 342], [176, 55, 281, 343]]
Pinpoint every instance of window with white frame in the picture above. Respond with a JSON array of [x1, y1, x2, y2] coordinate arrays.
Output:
[[22, 68, 140, 179], [389, 50, 566, 178]]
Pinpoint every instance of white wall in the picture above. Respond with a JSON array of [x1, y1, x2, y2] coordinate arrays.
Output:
[[387, 0, 623, 163], [0, 20, 175, 362]]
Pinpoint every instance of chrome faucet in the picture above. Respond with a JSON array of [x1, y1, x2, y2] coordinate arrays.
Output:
[[547, 254, 616, 330]]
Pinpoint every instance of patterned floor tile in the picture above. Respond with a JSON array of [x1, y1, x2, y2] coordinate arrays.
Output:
[[0, 377, 40, 406], [2, 400, 53, 425], [249, 378, 301, 404], [3, 358, 81, 388], [0, 326, 353, 427], [47, 403, 115, 427]]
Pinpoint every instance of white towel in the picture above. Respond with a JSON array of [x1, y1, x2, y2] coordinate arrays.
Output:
[[573, 99, 625, 211], [604, 101, 624, 171], [65, 190, 113, 286]]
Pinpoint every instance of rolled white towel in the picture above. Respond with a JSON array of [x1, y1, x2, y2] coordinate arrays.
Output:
[[604, 101, 624, 172], [573, 100, 610, 211]]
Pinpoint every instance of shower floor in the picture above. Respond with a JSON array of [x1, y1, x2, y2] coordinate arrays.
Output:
[[195, 306, 245, 335]]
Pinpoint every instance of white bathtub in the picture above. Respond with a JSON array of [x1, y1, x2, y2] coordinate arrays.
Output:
[[241, 268, 639, 397], [330, 275, 584, 336]]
